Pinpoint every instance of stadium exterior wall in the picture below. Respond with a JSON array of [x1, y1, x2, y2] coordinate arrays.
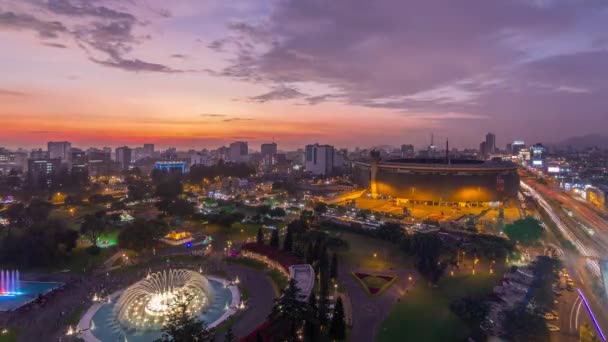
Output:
[[353, 159, 519, 203]]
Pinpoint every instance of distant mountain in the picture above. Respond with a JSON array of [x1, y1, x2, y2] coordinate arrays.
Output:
[[556, 134, 608, 149]]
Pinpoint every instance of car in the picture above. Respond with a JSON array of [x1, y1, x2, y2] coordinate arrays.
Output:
[[544, 313, 559, 320], [547, 324, 560, 332]]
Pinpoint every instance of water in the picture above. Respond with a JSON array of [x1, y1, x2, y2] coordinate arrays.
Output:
[[0, 281, 63, 311], [90, 279, 232, 342], [0, 270, 20, 295]]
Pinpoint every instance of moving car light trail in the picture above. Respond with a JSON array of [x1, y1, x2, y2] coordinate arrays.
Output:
[[520, 181, 601, 277], [578, 288, 607, 341]]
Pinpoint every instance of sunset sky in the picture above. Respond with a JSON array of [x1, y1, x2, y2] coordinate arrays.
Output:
[[1, 0, 608, 150]]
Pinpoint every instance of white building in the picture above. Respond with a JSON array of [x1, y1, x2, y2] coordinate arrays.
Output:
[[305, 144, 335, 176], [190, 152, 214, 167], [229, 141, 248, 163]]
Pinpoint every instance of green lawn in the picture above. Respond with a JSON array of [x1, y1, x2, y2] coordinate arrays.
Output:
[[0, 329, 18, 342], [377, 274, 501, 342], [327, 231, 413, 271]]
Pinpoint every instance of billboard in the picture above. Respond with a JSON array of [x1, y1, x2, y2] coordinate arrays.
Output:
[[532, 160, 543, 166], [547, 166, 560, 173]]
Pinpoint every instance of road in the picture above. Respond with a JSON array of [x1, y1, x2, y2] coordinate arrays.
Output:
[[521, 179, 607, 341]]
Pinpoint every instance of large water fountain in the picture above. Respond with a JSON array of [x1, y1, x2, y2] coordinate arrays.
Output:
[[114, 269, 211, 331], [0, 270, 20, 296], [81, 269, 238, 342]]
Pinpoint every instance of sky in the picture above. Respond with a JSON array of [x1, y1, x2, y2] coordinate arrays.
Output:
[[1, 0, 608, 151]]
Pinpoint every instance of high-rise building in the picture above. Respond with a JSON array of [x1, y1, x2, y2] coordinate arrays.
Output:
[[229, 141, 248, 163], [28, 158, 61, 187], [511, 140, 525, 156], [115, 146, 132, 170], [143, 144, 155, 158], [485, 133, 496, 155], [261, 142, 278, 166], [530, 143, 545, 168], [305, 144, 335, 176], [0, 149, 28, 175], [30, 148, 49, 160], [48, 141, 72, 164]]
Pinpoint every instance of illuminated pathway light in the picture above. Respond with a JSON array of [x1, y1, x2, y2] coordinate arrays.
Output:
[[577, 288, 606, 341]]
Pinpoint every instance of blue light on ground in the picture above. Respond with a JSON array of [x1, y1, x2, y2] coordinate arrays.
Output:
[[0, 281, 63, 311]]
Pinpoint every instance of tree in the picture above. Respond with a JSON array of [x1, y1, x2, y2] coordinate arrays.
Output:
[[80, 213, 106, 247], [283, 227, 293, 252], [503, 217, 543, 245], [306, 242, 315, 264], [224, 327, 236, 342], [303, 292, 319, 341], [313, 202, 328, 216], [377, 222, 404, 241], [503, 305, 549, 342], [270, 278, 311, 341], [330, 252, 338, 280], [118, 218, 169, 251], [26, 199, 52, 223], [329, 297, 346, 340], [270, 228, 279, 248], [269, 207, 286, 218], [410, 233, 445, 284], [256, 227, 264, 245], [256, 205, 271, 217], [156, 294, 214, 342]]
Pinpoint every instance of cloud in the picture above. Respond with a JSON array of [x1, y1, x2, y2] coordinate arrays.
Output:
[[210, 0, 608, 143], [0, 11, 67, 38], [223, 117, 254, 122], [0, 1, 183, 73], [249, 85, 306, 102], [43, 42, 68, 48], [0, 89, 27, 97], [200, 113, 228, 118], [170, 53, 187, 59], [89, 57, 183, 73]]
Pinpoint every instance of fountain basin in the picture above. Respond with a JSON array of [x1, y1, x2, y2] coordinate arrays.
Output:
[[79, 274, 239, 342], [0, 281, 64, 311]]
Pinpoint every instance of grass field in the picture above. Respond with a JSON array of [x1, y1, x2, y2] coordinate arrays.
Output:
[[327, 231, 413, 271], [377, 273, 501, 342]]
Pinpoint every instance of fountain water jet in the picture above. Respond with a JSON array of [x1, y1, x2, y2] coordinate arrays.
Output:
[[113, 269, 211, 332], [0, 270, 20, 296]]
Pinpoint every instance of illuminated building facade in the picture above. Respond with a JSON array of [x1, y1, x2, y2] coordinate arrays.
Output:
[[154, 160, 188, 174], [354, 158, 519, 204]]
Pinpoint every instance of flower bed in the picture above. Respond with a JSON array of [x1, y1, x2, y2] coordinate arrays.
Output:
[[240, 243, 302, 273], [352, 272, 398, 295]]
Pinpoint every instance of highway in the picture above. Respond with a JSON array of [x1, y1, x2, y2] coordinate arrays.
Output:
[[521, 179, 607, 340]]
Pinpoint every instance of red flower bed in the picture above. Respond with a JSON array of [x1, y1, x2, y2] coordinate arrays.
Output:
[[241, 243, 302, 272], [352, 272, 398, 296]]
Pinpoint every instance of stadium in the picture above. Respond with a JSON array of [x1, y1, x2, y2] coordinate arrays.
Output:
[[353, 158, 519, 205]]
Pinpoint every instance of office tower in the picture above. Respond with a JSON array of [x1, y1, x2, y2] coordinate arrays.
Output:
[[115, 146, 132, 170], [485, 133, 496, 155], [229, 141, 248, 163], [30, 148, 49, 160], [143, 144, 155, 158], [530, 143, 546, 167], [305, 143, 335, 176], [511, 140, 525, 156], [261, 142, 278, 166], [28, 158, 61, 187], [48, 141, 72, 164]]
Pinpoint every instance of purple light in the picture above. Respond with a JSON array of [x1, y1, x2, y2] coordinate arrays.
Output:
[[578, 288, 607, 341]]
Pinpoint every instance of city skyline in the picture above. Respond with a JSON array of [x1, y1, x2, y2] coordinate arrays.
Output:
[[2, 1, 608, 149]]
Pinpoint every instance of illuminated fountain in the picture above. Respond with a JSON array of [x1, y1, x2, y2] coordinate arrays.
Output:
[[0, 270, 20, 296], [113, 269, 211, 332]]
